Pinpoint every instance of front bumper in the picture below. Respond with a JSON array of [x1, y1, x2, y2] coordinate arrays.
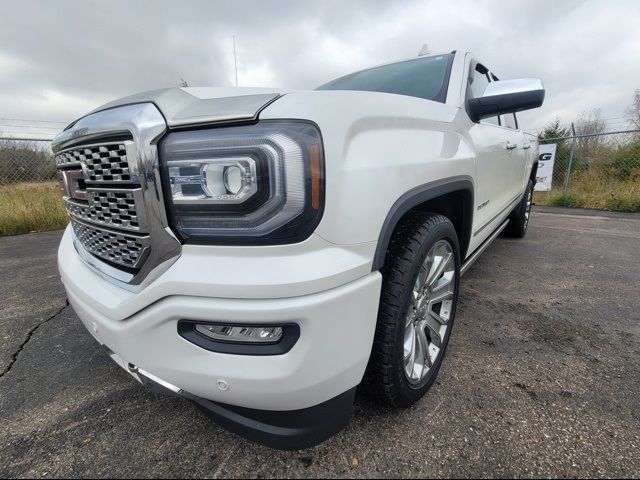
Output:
[[59, 226, 381, 447]]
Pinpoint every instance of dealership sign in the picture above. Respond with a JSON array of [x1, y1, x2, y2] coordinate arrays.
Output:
[[534, 144, 557, 191]]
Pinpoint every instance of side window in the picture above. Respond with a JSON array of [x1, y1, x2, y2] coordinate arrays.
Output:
[[467, 63, 499, 126], [468, 64, 490, 99], [501, 113, 518, 130]]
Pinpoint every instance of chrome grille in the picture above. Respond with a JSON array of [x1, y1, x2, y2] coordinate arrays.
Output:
[[56, 136, 150, 269], [56, 141, 136, 183], [65, 188, 145, 232], [87, 189, 140, 228], [56, 149, 82, 167], [70, 219, 150, 269], [53, 103, 180, 286]]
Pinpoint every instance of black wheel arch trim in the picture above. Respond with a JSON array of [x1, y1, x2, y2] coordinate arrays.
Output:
[[530, 161, 539, 186], [371, 176, 474, 272]]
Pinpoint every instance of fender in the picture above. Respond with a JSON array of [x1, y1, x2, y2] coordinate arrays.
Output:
[[371, 176, 474, 271]]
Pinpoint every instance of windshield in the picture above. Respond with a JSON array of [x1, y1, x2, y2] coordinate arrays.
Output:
[[316, 54, 454, 103]]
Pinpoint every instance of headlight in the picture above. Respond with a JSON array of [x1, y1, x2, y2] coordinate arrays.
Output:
[[159, 121, 324, 244]]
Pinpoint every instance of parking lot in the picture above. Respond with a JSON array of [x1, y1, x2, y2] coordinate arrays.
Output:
[[1, 206, 639, 478]]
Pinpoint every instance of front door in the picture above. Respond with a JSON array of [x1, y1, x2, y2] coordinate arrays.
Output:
[[466, 62, 524, 251]]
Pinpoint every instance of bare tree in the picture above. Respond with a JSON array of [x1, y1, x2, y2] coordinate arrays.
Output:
[[576, 108, 606, 136], [0, 137, 55, 184], [626, 89, 640, 130], [575, 108, 606, 160]]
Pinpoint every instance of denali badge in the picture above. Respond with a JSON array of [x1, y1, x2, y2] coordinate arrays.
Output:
[[477, 199, 490, 210]]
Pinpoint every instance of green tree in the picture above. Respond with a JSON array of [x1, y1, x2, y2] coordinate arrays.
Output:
[[609, 140, 640, 180], [538, 117, 572, 187], [538, 116, 569, 143]]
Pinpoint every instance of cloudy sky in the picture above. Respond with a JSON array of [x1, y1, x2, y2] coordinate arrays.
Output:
[[1, 0, 639, 138]]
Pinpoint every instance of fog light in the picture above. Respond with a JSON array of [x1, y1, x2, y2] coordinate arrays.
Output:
[[195, 324, 283, 344]]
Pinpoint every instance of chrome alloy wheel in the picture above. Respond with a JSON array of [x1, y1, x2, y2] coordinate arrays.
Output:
[[403, 239, 456, 384]]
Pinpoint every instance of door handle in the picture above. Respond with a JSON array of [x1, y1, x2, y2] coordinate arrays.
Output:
[[522, 145, 531, 150], [506, 142, 518, 150]]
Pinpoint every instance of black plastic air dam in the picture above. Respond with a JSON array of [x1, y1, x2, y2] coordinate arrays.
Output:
[[191, 387, 357, 450]]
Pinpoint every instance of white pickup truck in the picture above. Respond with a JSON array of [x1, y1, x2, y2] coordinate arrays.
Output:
[[53, 50, 544, 450]]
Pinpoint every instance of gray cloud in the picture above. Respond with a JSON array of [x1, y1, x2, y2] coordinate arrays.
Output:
[[1, 0, 639, 137]]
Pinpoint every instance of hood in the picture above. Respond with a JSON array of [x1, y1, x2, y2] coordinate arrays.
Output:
[[67, 86, 290, 130]]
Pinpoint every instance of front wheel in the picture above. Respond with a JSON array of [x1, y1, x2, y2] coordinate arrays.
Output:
[[364, 212, 460, 408]]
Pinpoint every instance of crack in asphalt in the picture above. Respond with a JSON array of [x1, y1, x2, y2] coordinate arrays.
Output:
[[0, 299, 69, 379], [211, 443, 240, 479]]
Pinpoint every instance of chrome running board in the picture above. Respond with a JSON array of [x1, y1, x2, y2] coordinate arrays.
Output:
[[461, 219, 510, 276]]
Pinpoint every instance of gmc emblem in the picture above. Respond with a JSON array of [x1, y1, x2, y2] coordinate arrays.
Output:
[[58, 170, 87, 200]]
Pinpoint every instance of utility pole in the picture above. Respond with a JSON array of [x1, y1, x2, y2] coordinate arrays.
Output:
[[563, 122, 576, 193], [233, 35, 238, 87]]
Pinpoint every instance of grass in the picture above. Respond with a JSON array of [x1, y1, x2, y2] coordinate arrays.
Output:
[[534, 170, 640, 213], [0, 181, 68, 236]]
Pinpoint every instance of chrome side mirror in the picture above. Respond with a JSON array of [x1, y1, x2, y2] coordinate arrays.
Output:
[[467, 78, 545, 122]]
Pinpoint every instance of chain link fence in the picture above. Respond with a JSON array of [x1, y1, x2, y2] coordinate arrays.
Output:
[[0, 128, 639, 211], [0, 137, 55, 185], [537, 129, 640, 211], [0, 137, 65, 236]]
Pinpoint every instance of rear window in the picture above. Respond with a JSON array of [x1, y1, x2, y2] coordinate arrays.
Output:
[[316, 54, 454, 103]]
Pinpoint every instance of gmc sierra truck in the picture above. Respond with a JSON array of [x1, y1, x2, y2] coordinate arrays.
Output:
[[53, 50, 544, 450]]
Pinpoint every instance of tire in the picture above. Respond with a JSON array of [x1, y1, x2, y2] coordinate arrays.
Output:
[[506, 179, 534, 238], [363, 212, 461, 408]]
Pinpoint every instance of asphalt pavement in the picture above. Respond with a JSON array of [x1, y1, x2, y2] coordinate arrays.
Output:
[[1, 206, 639, 478]]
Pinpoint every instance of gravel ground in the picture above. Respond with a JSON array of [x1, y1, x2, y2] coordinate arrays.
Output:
[[1, 206, 639, 478]]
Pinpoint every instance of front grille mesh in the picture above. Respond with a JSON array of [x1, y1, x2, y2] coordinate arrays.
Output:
[[57, 138, 150, 270], [70, 219, 149, 269], [56, 150, 82, 167], [88, 190, 139, 228], [65, 189, 142, 231], [56, 142, 134, 183]]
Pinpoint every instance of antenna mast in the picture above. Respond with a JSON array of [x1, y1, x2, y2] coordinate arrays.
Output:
[[233, 35, 238, 86], [418, 44, 431, 56]]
